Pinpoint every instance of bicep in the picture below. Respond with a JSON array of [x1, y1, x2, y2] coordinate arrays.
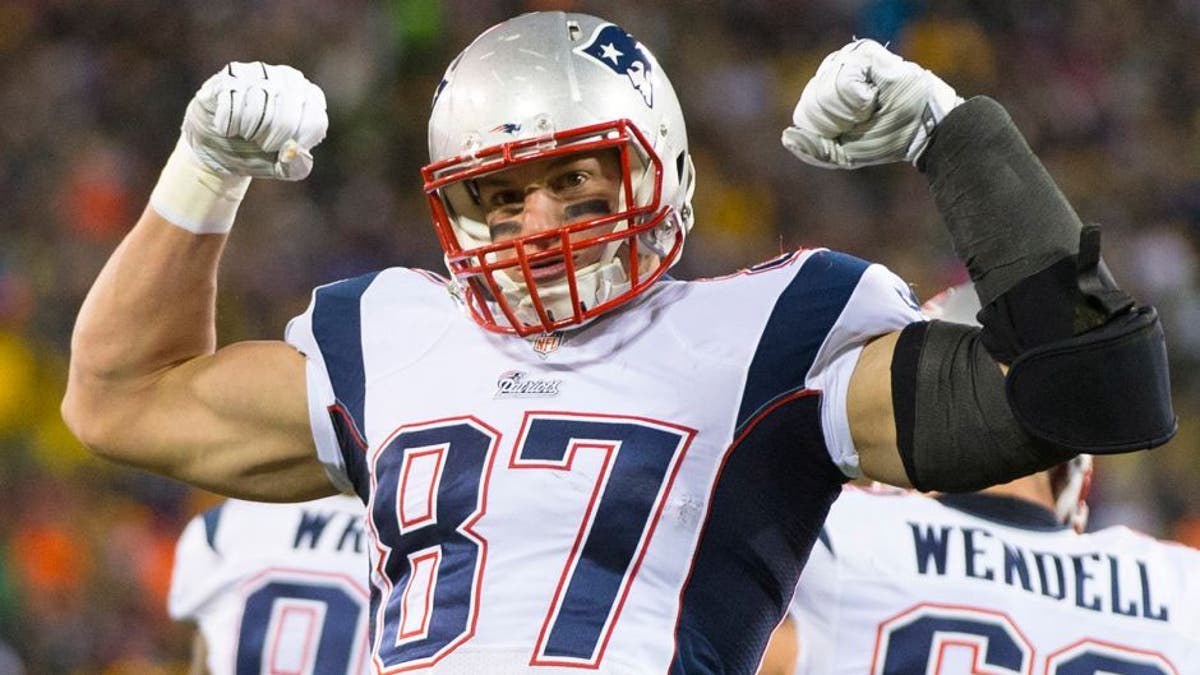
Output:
[[846, 330, 913, 487], [848, 323, 1031, 492], [96, 340, 334, 501]]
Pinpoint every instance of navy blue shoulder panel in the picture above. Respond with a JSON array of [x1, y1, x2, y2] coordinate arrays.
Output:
[[311, 272, 381, 455], [735, 250, 869, 432], [202, 502, 227, 554], [669, 250, 870, 673], [671, 394, 845, 675]]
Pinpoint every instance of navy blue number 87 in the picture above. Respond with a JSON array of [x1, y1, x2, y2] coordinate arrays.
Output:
[[369, 413, 694, 671]]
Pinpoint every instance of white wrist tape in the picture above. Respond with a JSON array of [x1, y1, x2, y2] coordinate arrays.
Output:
[[148, 137, 251, 234]]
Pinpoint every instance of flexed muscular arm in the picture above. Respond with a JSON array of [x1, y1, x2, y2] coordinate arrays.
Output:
[[783, 40, 1176, 491], [63, 63, 336, 501]]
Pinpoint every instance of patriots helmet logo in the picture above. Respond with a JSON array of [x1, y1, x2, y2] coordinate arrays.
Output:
[[431, 51, 465, 109], [576, 24, 654, 107]]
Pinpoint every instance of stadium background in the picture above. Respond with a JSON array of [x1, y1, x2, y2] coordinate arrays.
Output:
[[0, 1, 1197, 671]]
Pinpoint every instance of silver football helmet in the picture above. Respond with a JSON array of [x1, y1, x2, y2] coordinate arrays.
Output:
[[422, 12, 695, 336], [922, 283, 1093, 532]]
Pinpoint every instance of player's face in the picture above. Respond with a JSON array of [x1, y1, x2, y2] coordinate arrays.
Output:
[[476, 149, 623, 283]]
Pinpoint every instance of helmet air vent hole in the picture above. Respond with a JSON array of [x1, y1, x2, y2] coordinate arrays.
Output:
[[567, 21, 582, 41]]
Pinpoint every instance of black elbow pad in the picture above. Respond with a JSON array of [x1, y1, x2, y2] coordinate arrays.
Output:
[[1004, 304, 1175, 453], [892, 320, 1075, 493]]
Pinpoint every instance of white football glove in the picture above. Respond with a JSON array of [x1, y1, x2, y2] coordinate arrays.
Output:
[[150, 62, 328, 234], [781, 39, 963, 169], [182, 61, 328, 181]]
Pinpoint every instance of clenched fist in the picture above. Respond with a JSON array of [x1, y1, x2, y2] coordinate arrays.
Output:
[[781, 39, 962, 169], [182, 61, 328, 181]]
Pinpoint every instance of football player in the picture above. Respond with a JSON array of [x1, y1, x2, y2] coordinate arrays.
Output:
[[786, 286, 1200, 673], [169, 495, 369, 675], [64, 12, 1175, 673]]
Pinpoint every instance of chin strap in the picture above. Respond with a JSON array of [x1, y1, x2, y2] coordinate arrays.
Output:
[[500, 256, 630, 331]]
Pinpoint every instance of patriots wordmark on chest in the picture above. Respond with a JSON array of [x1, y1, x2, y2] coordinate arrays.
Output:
[[494, 370, 562, 399]]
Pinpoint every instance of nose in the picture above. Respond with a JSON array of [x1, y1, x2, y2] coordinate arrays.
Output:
[[519, 188, 562, 236]]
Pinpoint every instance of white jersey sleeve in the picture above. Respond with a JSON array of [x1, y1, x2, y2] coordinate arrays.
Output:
[[168, 510, 224, 621], [285, 268, 456, 494], [284, 276, 372, 494], [803, 261, 923, 477]]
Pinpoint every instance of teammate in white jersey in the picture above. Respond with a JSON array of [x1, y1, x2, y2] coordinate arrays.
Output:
[[169, 495, 370, 675], [789, 480, 1200, 674], [786, 287, 1200, 674], [64, 11, 1176, 674]]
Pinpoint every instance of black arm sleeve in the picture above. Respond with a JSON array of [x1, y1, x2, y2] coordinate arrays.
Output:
[[915, 97, 1176, 453], [920, 97, 1082, 311]]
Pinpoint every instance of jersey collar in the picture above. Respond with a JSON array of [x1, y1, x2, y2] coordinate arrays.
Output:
[[935, 493, 1068, 531]]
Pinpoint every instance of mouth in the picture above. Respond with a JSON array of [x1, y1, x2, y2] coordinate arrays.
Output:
[[528, 256, 568, 282], [516, 244, 604, 284]]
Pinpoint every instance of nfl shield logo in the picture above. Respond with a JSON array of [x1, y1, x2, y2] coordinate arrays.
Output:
[[531, 331, 564, 358]]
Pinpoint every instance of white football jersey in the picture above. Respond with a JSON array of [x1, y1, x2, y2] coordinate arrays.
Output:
[[285, 249, 923, 674], [791, 486, 1200, 674], [168, 495, 370, 675]]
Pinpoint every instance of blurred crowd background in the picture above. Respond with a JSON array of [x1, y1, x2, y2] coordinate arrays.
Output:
[[1, 0, 1198, 672]]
